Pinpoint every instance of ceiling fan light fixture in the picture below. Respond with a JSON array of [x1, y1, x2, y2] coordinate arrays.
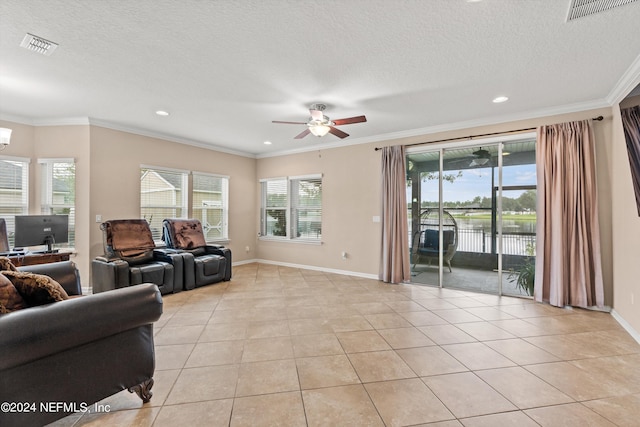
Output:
[[309, 124, 330, 137], [470, 157, 490, 167]]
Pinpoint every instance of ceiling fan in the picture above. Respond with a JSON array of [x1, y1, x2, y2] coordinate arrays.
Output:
[[468, 148, 492, 167], [272, 103, 367, 139], [448, 147, 493, 168]]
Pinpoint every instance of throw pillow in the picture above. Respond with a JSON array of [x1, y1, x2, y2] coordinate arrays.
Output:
[[0, 273, 27, 313], [0, 256, 18, 272], [3, 270, 69, 306]]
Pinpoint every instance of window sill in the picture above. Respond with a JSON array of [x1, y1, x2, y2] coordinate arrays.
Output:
[[207, 239, 230, 245], [259, 237, 322, 246]]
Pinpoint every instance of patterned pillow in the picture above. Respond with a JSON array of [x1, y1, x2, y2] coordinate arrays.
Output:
[[0, 256, 18, 272], [3, 270, 69, 307], [0, 273, 27, 314]]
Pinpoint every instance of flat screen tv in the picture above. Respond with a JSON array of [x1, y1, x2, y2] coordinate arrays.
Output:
[[14, 215, 69, 253]]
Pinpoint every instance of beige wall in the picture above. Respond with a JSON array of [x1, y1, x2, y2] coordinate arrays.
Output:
[[256, 107, 616, 305], [256, 145, 382, 275], [0, 120, 36, 207], [34, 125, 91, 285], [611, 95, 640, 335], [0, 121, 256, 284], [0, 105, 629, 329], [88, 126, 257, 279], [0, 122, 92, 282]]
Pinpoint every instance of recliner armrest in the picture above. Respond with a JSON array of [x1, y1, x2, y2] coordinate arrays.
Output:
[[153, 248, 194, 292], [0, 284, 162, 371], [204, 246, 232, 281], [92, 257, 130, 292]]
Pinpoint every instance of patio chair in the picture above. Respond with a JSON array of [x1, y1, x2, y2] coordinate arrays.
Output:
[[412, 209, 458, 272]]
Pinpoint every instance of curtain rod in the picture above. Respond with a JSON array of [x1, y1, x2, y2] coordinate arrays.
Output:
[[374, 116, 604, 151]]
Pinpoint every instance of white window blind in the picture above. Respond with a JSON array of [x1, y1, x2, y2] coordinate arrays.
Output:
[[40, 159, 75, 248], [261, 175, 322, 241], [140, 166, 188, 241], [0, 157, 29, 248], [290, 177, 322, 239], [261, 178, 288, 237], [192, 172, 229, 240]]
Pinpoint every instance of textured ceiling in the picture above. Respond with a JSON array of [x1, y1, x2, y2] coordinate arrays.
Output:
[[1, 0, 640, 158]]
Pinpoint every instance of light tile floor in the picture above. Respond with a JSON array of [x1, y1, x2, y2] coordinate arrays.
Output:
[[52, 263, 640, 426]]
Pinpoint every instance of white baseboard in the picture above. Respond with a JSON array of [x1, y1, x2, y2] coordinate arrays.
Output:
[[232, 258, 260, 267], [234, 258, 378, 280], [611, 309, 640, 345]]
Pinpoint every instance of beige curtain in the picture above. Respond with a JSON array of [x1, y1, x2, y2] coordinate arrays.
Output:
[[379, 145, 411, 283], [535, 120, 604, 308], [621, 105, 640, 216]]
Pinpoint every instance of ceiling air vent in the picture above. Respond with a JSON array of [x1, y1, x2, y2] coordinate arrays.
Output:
[[20, 33, 58, 56], [567, 0, 639, 21]]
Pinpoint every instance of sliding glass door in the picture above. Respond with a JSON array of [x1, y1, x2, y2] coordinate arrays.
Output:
[[407, 136, 536, 296]]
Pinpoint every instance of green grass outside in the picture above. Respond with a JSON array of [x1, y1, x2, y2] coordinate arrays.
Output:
[[451, 213, 537, 221]]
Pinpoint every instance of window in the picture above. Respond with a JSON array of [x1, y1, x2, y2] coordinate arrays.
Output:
[[0, 157, 29, 248], [140, 166, 188, 241], [192, 172, 229, 241], [40, 159, 75, 248], [262, 178, 288, 237], [260, 175, 322, 241]]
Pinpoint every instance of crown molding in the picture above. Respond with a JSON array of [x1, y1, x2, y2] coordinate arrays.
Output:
[[0, 90, 622, 161], [0, 113, 38, 125], [33, 117, 91, 126], [257, 98, 611, 159], [606, 53, 640, 105], [86, 118, 256, 158], [0, 113, 256, 159]]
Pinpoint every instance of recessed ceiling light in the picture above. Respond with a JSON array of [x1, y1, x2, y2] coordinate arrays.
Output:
[[263, 141, 272, 145], [492, 96, 509, 103], [155, 110, 169, 116]]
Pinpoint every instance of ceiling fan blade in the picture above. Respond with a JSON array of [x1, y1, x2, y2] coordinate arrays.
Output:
[[332, 115, 367, 126], [294, 129, 311, 139], [328, 126, 349, 139], [272, 120, 307, 125], [309, 109, 324, 121]]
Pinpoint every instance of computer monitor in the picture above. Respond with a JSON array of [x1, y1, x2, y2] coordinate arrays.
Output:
[[14, 215, 69, 253]]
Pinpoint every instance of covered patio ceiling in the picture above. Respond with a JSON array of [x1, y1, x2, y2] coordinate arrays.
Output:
[[407, 139, 537, 173]]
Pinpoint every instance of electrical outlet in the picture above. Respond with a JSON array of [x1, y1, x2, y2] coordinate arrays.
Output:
[[95, 214, 102, 223]]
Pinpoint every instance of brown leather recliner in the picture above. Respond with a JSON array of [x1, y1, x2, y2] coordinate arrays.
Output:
[[92, 219, 189, 294], [162, 218, 231, 290]]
